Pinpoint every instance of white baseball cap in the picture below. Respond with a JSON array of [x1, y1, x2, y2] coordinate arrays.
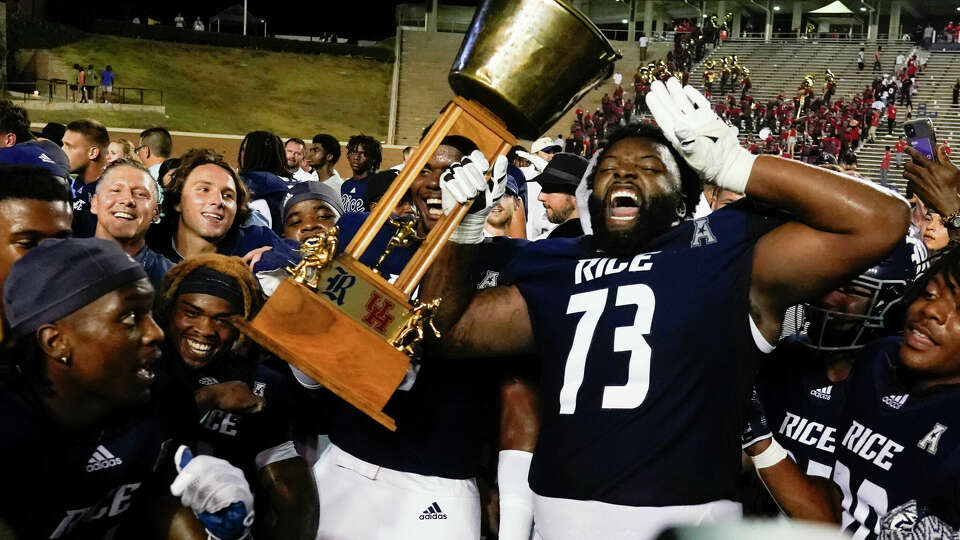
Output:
[[531, 137, 562, 154]]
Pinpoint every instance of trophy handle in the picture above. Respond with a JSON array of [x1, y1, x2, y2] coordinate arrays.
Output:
[[344, 97, 515, 296]]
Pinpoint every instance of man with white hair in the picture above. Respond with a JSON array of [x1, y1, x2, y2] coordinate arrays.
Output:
[[90, 158, 173, 291]]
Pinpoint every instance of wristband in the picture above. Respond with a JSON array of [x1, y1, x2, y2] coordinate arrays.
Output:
[[750, 437, 789, 469], [449, 213, 486, 244], [718, 151, 756, 194]]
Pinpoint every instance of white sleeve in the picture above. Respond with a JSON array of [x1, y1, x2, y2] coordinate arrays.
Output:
[[249, 199, 272, 229]]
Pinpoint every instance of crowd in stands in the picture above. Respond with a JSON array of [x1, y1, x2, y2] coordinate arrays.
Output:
[[568, 35, 932, 181], [4, 27, 960, 539], [567, 18, 718, 158]]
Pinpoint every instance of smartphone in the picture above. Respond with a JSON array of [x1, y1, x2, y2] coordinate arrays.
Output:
[[904, 118, 937, 161]]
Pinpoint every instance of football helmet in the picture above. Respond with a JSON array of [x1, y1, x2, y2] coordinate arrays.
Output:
[[789, 236, 928, 351]]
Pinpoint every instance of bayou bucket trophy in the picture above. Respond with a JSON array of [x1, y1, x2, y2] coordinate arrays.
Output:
[[232, 0, 620, 430]]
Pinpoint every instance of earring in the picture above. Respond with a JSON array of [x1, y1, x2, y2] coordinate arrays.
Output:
[[58, 356, 70, 366], [676, 200, 687, 219]]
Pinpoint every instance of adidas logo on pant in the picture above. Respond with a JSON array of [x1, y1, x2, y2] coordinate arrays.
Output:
[[419, 502, 448, 520], [86, 445, 123, 472]]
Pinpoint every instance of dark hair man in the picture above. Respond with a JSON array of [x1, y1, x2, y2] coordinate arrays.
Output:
[[308, 134, 343, 192], [91, 158, 173, 292], [533, 153, 588, 239], [0, 165, 72, 341], [151, 148, 296, 273], [63, 119, 110, 237], [0, 237, 254, 539], [340, 134, 381, 213], [160, 254, 319, 540], [238, 131, 293, 233], [285, 137, 314, 183], [138, 126, 173, 180], [422, 78, 908, 537], [0, 100, 32, 148]]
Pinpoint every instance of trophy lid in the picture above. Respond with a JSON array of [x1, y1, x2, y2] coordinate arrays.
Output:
[[449, 0, 621, 139]]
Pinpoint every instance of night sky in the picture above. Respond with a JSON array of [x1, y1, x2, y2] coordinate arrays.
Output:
[[38, 0, 481, 42]]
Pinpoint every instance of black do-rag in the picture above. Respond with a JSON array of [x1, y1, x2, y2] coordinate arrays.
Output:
[[177, 266, 245, 312]]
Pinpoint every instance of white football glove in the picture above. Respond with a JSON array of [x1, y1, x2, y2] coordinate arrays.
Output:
[[170, 447, 255, 517], [514, 150, 549, 173], [645, 77, 756, 194], [440, 150, 504, 244]]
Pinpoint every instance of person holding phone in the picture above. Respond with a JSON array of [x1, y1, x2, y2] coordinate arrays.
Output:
[[904, 130, 960, 244]]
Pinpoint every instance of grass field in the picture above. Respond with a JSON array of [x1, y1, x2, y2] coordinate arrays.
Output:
[[30, 34, 392, 138]]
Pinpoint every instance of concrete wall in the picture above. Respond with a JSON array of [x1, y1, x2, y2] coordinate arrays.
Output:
[[12, 49, 53, 80], [393, 30, 671, 146]]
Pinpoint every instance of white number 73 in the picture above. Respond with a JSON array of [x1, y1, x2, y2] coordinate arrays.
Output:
[[559, 285, 655, 414]]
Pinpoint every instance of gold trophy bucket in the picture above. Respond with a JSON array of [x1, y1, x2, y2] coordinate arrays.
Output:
[[233, 0, 620, 431], [449, 0, 621, 139]]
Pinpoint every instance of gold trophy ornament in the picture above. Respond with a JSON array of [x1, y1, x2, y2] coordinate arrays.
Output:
[[287, 228, 339, 290], [232, 0, 621, 431], [373, 218, 423, 276]]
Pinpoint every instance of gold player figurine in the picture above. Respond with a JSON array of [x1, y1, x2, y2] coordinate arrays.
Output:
[[287, 226, 339, 290], [391, 298, 442, 355], [373, 217, 424, 275]]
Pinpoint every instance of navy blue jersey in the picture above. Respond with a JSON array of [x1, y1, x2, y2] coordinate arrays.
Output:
[[340, 178, 369, 214], [134, 244, 174, 294], [0, 373, 197, 539], [70, 177, 99, 238], [503, 199, 784, 507], [833, 337, 960, 539], [756, 337, 850, 478], [319, 213, 525, 478], [187, 362, 296, 483], [240, 171, 291, 236]]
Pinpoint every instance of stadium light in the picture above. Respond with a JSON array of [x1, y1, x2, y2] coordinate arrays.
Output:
[[621, 18, 629, 23], [859, 6, 867, 10], [773, 5, 781, 11]]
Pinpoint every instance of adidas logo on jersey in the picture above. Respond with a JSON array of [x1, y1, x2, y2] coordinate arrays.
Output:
[[86, 445, 123, 472], [418, 502, 447, 520], [882, 394, 909, 409], [810, 386, 833, 400], [198, 376, 219, 386]]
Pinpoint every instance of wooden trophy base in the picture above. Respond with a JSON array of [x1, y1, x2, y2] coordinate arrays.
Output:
[[232, 263, 412, 431]]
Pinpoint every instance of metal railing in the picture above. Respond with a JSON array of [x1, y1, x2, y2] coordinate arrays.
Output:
[[7, 79, 164, 107], [727, 32, 905, 42]]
